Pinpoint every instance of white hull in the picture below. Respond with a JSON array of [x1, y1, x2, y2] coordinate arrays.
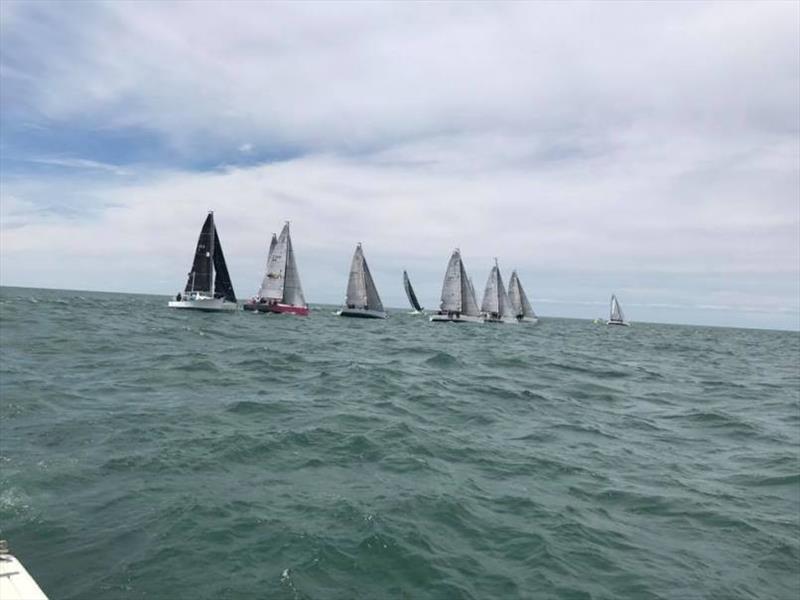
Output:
[[408, 310, 426, 315], [168, 298, 238, 311], [482, 315, 517, 324], [607, 320, 630, 327], [430, 314, 482, 323], [337, 308, 387, 319], [518, 316, 539, 324], [0, 552, 48, 600]]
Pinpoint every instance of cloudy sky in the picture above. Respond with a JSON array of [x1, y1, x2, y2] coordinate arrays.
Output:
[[1, 1, 798, 329]]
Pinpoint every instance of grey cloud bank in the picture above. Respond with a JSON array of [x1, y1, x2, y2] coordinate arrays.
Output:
[[0, 1, 798, 329]]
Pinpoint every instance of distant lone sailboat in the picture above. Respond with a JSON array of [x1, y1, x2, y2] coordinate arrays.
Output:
[[430, 249, 481, 323], [607, 294, 630, 326], [337, 244, 387, 319], [244, 223, 309, 316], [168, 210, 237, 311], [403, 270, 424, 314], [507, 271, 539, 324], [480, 259, 516, 323]]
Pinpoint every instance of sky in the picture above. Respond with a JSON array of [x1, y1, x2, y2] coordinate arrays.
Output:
[[1, 1, 798, 330]]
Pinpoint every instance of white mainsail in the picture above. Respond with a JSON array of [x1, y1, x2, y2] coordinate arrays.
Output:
[[257, 233, 278, 298], [610, 294, 625, 322]]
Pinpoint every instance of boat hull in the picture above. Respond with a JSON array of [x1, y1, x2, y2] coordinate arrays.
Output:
[[517, 316, 539, 324], [337, 308, 387, 319], [482, 315, 517, 324], [607, 320, 630, 326], [168, 298, 237, 311], [430, 314, 482, 323], [0, 553, 49, 600], [243, 301, 309, 316]]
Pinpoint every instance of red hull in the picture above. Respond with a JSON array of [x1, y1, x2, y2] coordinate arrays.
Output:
[[244, 301, 309, 316]]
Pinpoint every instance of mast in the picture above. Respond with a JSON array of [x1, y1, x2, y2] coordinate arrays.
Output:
[[208, 211, 215, 294]]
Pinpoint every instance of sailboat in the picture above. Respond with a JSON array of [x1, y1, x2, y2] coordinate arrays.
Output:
[[168, 210, 237, 311], [430, 249, 482, 323], [403, 270, 424, 314], [244, 223, 309, 316], [607, 294, 630, 326], [507, 271, 539, 324], [337, 243, 387, 319], [480, 259, 516, 323]]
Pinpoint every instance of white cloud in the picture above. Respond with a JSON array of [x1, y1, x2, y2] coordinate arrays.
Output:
[[0, 1, 797, 328]]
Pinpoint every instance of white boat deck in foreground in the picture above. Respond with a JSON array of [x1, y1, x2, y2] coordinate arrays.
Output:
[[0, 544, 48, 600]]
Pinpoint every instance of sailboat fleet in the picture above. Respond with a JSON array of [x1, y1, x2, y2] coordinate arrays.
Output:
[[169, 211, 629, 326]]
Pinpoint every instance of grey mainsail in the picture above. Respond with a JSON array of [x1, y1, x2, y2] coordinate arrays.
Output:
[[508, 271, 536, 319], [257, 233, 278, 298], [481, 265, 500, 315], [440, 250, 463, 312], [346, 244, 369, 308], [460, 263, 480, 316], [345, 244, 382, 311], [262, 227, 288, 301], [610, 294, 625, 322], [185, 212, 214, 293], [282, 226, 306, 307], [363, 252, 383, 312], [481, 261, 514, 318], [261, 223, 306, 306], [403, 270, 423, 311]]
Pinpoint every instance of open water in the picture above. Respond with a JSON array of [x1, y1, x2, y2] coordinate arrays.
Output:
[[0, 287, 798, 600]]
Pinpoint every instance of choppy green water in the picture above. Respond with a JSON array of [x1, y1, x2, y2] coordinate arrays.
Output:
[[1, 286, 798, 600]]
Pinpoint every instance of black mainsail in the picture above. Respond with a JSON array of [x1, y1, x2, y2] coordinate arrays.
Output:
[[183, 211, 235, 301], [212, 227, 236, 302], [403, 270, 423, 312], [185, 213, 215, 294]]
